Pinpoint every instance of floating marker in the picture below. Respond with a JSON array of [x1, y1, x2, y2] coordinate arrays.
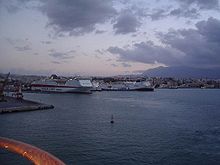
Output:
[[111, 115, 114, 124]]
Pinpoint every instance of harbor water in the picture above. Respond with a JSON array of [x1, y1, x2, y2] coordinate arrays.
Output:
[[1, 89, 220, 165]]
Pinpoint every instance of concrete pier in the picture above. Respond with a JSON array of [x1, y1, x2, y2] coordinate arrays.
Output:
[[0, 96, 54, 114]]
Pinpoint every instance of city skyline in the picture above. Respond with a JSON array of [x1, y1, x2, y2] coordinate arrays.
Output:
[[0, 0, 220, 76]]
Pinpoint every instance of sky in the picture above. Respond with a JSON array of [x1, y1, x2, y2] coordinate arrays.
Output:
[[0, 0, 220, 76]]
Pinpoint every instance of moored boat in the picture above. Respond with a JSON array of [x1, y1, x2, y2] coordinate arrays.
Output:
[[31, 75, 93, 93], [101, 80, 154, 91]]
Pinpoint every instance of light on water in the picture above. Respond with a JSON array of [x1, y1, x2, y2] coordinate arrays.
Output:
[[1, 89, 220, 165]]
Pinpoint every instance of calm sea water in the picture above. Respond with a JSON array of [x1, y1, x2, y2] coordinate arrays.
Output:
[[1, 89, 220, 165]]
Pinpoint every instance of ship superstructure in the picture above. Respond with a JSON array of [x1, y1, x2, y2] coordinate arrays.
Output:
[[31, 75, 93, 93]]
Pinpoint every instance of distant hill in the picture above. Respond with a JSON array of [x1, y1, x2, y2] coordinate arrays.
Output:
[[143, 66, 220, 79]]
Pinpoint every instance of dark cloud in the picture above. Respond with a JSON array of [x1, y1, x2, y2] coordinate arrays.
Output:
[[14, 45, 31, 51], [95, 49, 104, 55], [148, 7, 200, 21], [67, 50, 76, 54], [106, 58, 112, 62], [175, 0, 219, 9], [95, 30, 106, 34], [160, 17, 220, 67], [121, 62, 132, 67], [131, 5, 149, 18], [33, 52, 39, 55], [6, 37, 32, 51], [48, 49, 55, 52], [5, 38, 29, 46], [49, 50, 74, 60], [113, 10, 140, 34], [196, 17, 220, 42], [40, 0, 116, 35], [51, 61, 61, 64], [131, 33, 137, 37], [5, 38, 17, 45], [149, 7, 200, 20], [149, 9, 167, 21], [107, 41, 183, 65], [147, 0, 218, 21], [41, 41, 52, 44], [0, 0, 35, 13], [4, 4, 20, 13], [108, 17, 220, 68], [111, 63, 118, 67], [169, 8, 200, 19], [0, 0, 17, 13]]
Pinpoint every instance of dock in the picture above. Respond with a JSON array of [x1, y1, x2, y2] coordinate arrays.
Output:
[[0, 96, 54, 114]]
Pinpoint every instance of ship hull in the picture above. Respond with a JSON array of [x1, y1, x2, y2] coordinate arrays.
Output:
[[130, 87, 154, 91], [31, 85, 92, 94], [102, 87, 154, 91]]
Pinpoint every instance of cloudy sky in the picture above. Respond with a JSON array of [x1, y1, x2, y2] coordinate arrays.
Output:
[[0, 0, 220, 76]]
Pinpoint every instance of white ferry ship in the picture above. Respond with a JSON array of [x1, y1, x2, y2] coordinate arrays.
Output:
[[101, 80, 154, 91], [125, 80, 154, 91], [31, 75, 93, 93]]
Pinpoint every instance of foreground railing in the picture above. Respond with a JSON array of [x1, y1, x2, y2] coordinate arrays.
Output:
[[0, 137, 66, 165]]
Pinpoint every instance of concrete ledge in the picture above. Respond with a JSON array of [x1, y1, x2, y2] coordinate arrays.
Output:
[[0, 96, 54, 114]]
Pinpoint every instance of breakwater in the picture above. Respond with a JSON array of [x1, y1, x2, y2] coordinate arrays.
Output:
[[0, 96, 54, 114]]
